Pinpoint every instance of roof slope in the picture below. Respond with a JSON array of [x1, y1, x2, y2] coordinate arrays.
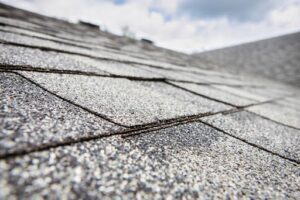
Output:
[[193, 32, 300, 87], [0, 3, 300, 199]]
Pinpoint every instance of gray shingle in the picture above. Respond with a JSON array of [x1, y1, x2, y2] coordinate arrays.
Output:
[[212, 85, 277, 101], [0, 31, 115, 58], [66, 54, 163, 78], [170, 81, 257, 106], [0, 72, 124, 156], [1, 122, 299, 199], [139, 64, 250, 85], [193, 32, 300, 87], [246, 103, 300, 129], [0, 43, 163, 79], [0, 44, 109, 75], [0, 31, 194, 71], [276, 96, 300, 111], [18, 71, 231, 126], [0, 16, 41, 30], [201, 111, 300, 162]]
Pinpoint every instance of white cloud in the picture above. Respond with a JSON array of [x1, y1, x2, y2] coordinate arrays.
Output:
[[1, 0, 300, 53]]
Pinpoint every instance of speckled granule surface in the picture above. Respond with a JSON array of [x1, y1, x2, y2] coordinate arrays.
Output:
[[0, 2, 300, 199], [170, 81, 257, 106], [0, 73, 124, 156], [18, 71, 231, 126], [0, 44, 109, 75], [1, 123, 300, 199], [202, 111, 300, 162], [193, 32, 300, 87], [246, 103, 300, 129]]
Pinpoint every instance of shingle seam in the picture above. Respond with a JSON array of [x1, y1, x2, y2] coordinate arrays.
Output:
[[1, 10, 187, 65], [1, 69, 284, 117], [0, 27, 145, 59], [130, 62, 243, 80], [166, 81, 287, 109], [166, 81, 238, 107], [210, 84, 297, 102], [0, 108, 240, 160], [209, 85, 266, 102], [0, 27, 94, 50], [0, 39, 189, 73], [0, 31, 183, 68], [242, 96, 295, 109], [0, 16, 116, 47], [0, 8, 55, 29], [167, 79, 264, 88], [122, 100, 294, 136], [124, 109, 237, 131], [246, 110, 300, 131], [0, 39, 262, 87], [0, 21, 88, 44], [200, 121, 300, 165], [12, 70, 238, 131], [0, 63, 262, 87], [0, 22, 163, 61], [0, 68, 285, 111], [1, 72, 294, 160], [12, 71, 129, 128], [0, 65, 167, 82]]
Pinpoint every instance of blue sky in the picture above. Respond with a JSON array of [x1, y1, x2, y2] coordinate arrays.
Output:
[[2, 0, 300, 53]]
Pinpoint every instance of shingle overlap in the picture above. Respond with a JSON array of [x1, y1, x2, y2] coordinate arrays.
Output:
[[1, 122, 299, 199], [170, 81, 257, 106], [18, 71, 231, 126], [246, 103, 300, 129], [0, 73, 124, 156], [202, 111, 300, 162]]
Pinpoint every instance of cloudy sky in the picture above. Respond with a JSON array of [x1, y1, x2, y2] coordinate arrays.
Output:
[[2, 0, 300, 53]]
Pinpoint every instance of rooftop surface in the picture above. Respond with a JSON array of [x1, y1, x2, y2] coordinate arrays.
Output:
[[193, 32, 300, 87], [0, 3, 300, 199]]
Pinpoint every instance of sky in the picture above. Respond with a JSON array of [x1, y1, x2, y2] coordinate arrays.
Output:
[[1, 0, 300, 53]]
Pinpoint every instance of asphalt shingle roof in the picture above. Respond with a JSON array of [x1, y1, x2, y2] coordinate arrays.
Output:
[[193, 32, 300, 87], [0, 3, 299, 199]]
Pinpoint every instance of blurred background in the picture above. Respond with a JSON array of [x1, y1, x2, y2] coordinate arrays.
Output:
[[1, 0, 300, 53]]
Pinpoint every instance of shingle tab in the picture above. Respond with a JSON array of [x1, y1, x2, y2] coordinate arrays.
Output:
[[0, 73, 124, 156], [201, 111, 300, 161], [1, 122, 299, 199], [212, 85, 270, 101], [66, 54, 163, 78], [170, 81, 257, 106], [139, 64, 250, 85], [0, 44, 109, 75], [18, 71, 231, 126], [246, 103, 300, 129]]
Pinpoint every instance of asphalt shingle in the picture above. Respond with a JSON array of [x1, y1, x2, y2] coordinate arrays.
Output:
[[170, 81, 257, 106], [1, 122, 299, 199], [0, 44, 109, 75], [211, 85, 271, 102], [0, 72, 124, 156], [66, 54, 163, 78], [139, 64, 250, 85], [193, 32, 300, 87], [246, 103, 300, 129], [201, 111, 300, 162], [18, 71, 231, 126]]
